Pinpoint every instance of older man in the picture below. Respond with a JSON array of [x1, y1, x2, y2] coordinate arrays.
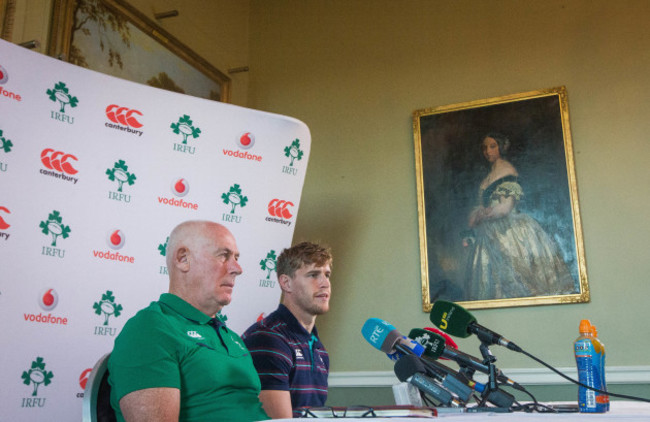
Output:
[[108, 221, 268, 422], [242, 242, 332, 418]]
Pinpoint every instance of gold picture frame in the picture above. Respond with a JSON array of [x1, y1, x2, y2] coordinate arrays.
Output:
[[48, 0, 230, 102], [414, 86, 589, 311]]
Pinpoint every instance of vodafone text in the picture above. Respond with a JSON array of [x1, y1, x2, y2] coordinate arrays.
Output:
[[222, 149, 262, 162], [0, 86, 21, 101], [24, 312, 68, 325], [92, 250, 135, 263], [157, 196, 198, 210]]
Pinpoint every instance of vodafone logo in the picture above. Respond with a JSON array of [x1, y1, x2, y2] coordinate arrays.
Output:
[[0, 64, 7, 84], [237, 132, 255, 150], [0, 64, 21, 102], [268, 199, 294, 219], [106, 104, 143, 128], [79, 368, 92, 390], [24, 288, 68, 325], [158, 179, 198, 210], [107, 229, 126, 250], [41, 148, 79, 175], [0, 206, 10, 230], [171, 178, 190, 197], [221, 132, 262, 162], [39, 288, 59, 311]]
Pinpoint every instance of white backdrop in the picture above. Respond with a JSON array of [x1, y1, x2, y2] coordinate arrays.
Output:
[[0, 39, 310, 421]]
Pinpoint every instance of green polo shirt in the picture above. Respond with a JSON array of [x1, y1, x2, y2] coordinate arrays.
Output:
[[108, 293, 268, 422]]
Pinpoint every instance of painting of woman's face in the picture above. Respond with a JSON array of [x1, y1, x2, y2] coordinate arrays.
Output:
[[482, 136, 500, 163]]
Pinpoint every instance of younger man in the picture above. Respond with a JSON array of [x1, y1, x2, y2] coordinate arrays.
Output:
[[243, 242, 332, 418]]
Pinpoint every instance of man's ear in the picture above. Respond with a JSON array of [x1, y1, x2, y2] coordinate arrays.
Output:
[[278, 274, 291, 293], [174, 246, 191, 272]]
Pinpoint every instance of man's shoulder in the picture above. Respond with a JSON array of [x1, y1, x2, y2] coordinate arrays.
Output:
[[122, 301, 166, 326], [243, 315, 286, 338]]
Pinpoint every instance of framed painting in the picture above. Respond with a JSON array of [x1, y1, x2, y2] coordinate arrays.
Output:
[[413, 86, 589, 311], [48, 0, 230, 102]]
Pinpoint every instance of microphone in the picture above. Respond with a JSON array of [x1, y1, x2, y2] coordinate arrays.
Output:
[[409, 328, 525, 392], [424, 326, 458, 351], [361, 317, 425, 358], [394, 355, 460, 407], [429, 300, 523, 352], [361, 318, 476, 401]]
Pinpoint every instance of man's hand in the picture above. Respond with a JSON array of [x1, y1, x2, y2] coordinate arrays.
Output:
[[259, 390, 293, 419]]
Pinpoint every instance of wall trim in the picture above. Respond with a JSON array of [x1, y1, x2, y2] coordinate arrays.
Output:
[[329, 366, 650, 388]]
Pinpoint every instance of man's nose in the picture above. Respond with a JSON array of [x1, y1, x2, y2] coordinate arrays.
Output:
[[229, 258, 243, 275], [319, 275, 330, 288]]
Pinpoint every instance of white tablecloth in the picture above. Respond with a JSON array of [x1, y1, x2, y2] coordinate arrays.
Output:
[[272, 401, 650, 421]]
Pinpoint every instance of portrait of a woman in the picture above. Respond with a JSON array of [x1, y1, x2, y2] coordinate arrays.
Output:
[[463, 133, 575, 300]]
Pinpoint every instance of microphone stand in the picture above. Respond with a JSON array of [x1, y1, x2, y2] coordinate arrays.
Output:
[[475, 342, 514, 410]]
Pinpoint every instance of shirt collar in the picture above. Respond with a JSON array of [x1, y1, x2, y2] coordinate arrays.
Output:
[[276, 303, 319, 340], [159, 293, 213, 325]]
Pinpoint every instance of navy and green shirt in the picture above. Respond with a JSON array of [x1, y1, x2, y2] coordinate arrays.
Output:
[[108, 293, 268, 422], [242, 304, 329, 416]]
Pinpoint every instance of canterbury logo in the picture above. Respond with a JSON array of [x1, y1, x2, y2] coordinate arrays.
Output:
[[106, 105, 143, 128], [0, 206, 10, 230], [268, 199, 294, 219], [41, 148, 78, 175]]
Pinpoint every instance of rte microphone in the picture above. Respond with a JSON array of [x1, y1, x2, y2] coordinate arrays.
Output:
[[361, 318, 426, 358], [394, 355, 460, 407], [409, 328, 525, 392], [429, 300, 523, 352], [361, 318, 476, 402]]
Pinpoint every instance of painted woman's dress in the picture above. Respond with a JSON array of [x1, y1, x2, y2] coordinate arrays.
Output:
[[465, 175, 575, 300]]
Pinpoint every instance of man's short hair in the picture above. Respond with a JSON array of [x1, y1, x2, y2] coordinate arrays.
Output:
[[276, 242, 332, 278]]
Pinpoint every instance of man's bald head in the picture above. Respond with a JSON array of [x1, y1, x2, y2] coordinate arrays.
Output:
[[166, 221, 216, 270], [165, 220, 242, 316]]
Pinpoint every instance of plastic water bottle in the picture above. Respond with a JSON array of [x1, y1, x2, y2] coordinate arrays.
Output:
[[574, 319, 607, 413], [590, 324, 609, 411]]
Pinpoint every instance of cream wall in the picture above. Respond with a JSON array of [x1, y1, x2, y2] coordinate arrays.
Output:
[[246, 0, 650, 382], [124, 0, 251, 105]]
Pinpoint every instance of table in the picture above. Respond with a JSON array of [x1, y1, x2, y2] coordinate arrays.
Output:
[[272, 401, 650, 421]]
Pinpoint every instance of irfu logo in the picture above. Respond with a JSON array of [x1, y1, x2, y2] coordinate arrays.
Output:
[[39, 210, 71, 247], [221, 184, 248, 214], [21, 357, 53, 397], [260, 250, 277, 280], [0, 129, 13, 153], [106, 160, 137, 192], [46, 82, 79, 113], [284, 139, 304, 166], [216, 311, 228, 324], [158, 237, 169, 257], [171, 114, 201, 144], [93, 290, 123, 326]]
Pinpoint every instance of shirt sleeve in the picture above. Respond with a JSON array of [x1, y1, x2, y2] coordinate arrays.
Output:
[[243, 328, 294, 391], [108, 309, 181, 402]]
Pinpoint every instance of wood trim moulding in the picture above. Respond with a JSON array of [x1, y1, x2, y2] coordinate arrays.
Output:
[[329, 366, 650, 388]]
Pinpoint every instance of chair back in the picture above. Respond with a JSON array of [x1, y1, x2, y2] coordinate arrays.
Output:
[[82, 352, 117, 422]]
